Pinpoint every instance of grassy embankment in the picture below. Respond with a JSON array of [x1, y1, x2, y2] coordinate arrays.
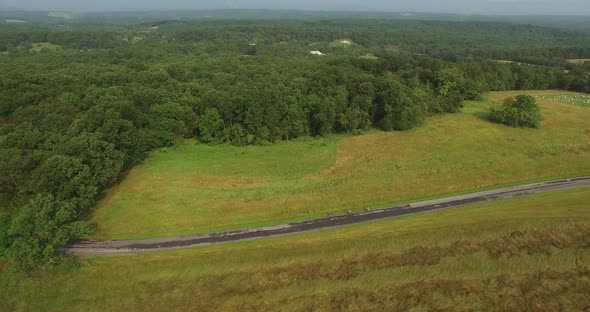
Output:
[[3, 188, 590, 311], [90, 90, 590, 239]]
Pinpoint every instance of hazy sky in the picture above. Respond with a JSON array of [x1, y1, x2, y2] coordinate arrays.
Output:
[[2, 0, 590, 15]]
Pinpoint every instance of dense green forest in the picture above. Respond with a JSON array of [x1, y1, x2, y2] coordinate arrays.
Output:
[[1, 17, 589, 271]]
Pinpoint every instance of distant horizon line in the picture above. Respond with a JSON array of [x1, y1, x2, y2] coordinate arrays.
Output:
[[1, 8, 590, 17]]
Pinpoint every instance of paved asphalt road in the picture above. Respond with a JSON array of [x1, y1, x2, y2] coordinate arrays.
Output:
[[62, 177, 590, 255]]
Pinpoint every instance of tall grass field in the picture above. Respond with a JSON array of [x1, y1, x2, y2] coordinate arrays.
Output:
[[88, 90, 590, 239], [2, 188, 589, 311]]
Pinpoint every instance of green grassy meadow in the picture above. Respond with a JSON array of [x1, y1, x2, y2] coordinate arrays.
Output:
[[27, 42, 62, 53], [89, 90, 590, 239], [3, 188, 590, 311]]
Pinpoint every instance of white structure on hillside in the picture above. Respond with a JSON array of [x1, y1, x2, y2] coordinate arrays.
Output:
[[310, 51, 323, 55]]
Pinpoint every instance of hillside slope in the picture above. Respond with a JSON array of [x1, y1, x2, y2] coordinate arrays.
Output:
[[89, 90, 590, 239]]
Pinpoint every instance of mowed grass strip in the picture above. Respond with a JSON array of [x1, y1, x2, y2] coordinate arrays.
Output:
[[4, 188, 590, 311], [89, 90, 590, 239]]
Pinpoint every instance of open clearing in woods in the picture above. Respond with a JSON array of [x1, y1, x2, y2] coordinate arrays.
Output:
[[28, 42, 62, 53], [566, 58, 590, 64], [89, 90, 590, 239], [4, 188, 590, 311]]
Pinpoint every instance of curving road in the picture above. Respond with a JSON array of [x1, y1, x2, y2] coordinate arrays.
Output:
[[61, 177, 590, 255]]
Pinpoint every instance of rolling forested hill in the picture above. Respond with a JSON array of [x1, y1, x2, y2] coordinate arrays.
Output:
[[0, 14, 589, 272]]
